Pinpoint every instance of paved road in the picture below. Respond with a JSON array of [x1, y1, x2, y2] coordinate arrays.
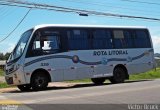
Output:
[[0, 79, 160, 110]]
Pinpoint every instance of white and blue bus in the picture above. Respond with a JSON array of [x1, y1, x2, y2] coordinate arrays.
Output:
[[5, 24, 155, 91]]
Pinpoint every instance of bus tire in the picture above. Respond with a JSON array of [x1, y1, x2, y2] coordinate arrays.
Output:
[[109, 67, 126, 84], [17, 84, 31, 91], [91, 78, 106, 85], [31, 72, 49, 91]]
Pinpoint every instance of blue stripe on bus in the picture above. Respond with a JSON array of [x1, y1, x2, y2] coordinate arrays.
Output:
[[24, 49, 153, 67]]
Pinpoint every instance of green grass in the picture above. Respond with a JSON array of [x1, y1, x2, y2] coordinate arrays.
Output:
[[66, 68, 160, 83], [129, 68, 160, 80], [0, 70, 8, 88], [0, 82, 11, 88], [65, 79, 91, 83], [0, 69, 4, 76]]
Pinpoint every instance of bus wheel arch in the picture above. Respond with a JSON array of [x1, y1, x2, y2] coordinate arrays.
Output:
[[31, 68, 51, 91], [109, 64, 129, 84]]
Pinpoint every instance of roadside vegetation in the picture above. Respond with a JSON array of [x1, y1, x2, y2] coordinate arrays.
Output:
[[0, 68, 160, 88], [0, 82, 10, 88], [67, 68, 160, 83], [129, 68, 160, 80], [0, 69, 4, 76], [0, 69, 13, 88]]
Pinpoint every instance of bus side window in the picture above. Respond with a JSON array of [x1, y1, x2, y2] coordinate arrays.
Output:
[[134, 30, 151, 48], [113, 30, 126, 48], [123, 30, 134, 48], [30, 31, 44, 56], [67, 29, 89, 50], [41, 36, 60, 50], [32, 33, 41, 50], [31, 30, 61, 56], [92, 30, 112, 49]]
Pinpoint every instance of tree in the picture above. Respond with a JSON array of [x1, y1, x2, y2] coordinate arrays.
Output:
[[0, 52, 11, 60], [4, 52, 10, 60], [0, 53, 4, 60]]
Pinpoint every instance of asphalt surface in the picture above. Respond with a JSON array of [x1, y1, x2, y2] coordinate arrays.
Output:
[[0, 79, 160, 110]]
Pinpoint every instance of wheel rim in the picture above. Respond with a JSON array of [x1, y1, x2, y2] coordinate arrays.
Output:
[[35, 76, 46, 87], [114, 68, 125, 82], [116, 70, 122, 78]]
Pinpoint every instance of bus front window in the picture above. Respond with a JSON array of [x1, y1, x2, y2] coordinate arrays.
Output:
[[7, 29, 33, 62]]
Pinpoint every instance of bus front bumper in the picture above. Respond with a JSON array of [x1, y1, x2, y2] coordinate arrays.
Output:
[[5, 68, 27, 86]]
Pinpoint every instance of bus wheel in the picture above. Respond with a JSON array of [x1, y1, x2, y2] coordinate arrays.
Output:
[[17, 84, 31, 91], [109, 67, 126, 84], [91, 78, 106, 85], [31, 72, 49, 91]]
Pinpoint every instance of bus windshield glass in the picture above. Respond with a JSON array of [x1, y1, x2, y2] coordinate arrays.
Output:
[[8, 29, 33, 62]]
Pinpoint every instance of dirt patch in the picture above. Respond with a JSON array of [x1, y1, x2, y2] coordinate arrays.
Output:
[[0, 82, 84, 93], [48, 82, 81, 87], [0, 87, 18, 93], [0, 76, 5, 83]]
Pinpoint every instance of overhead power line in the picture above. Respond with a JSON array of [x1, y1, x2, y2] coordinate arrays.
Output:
[[0, 8, 31, 43], [59, 0, 160, 16], [60, 0, 160, 13], [0, 1, 160, 22], [120, 0, 160, 6]]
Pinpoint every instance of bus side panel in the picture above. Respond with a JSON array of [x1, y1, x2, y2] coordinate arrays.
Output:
[[67, 50, 113, 79], [23, 48, 154, 84], [62, 51, 92, 81], [23, 56, 58, 84], [126, 48, 154, 75]]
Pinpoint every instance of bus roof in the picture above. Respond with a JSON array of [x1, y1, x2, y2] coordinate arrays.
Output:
[[33, 24, 148, 30]]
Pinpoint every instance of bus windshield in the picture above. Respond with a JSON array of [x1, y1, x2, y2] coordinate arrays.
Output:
[[8, 29, 33, 62]]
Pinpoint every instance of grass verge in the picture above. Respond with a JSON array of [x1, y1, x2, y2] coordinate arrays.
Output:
[[67, 68, 160, 83], [0, 82, 11, 88], [129, 68, 160, 80], [65, 79, 91, 83], [0, 69, 4, 76]]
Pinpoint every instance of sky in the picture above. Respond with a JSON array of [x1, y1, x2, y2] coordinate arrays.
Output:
[[0, 0, 160, 54]]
